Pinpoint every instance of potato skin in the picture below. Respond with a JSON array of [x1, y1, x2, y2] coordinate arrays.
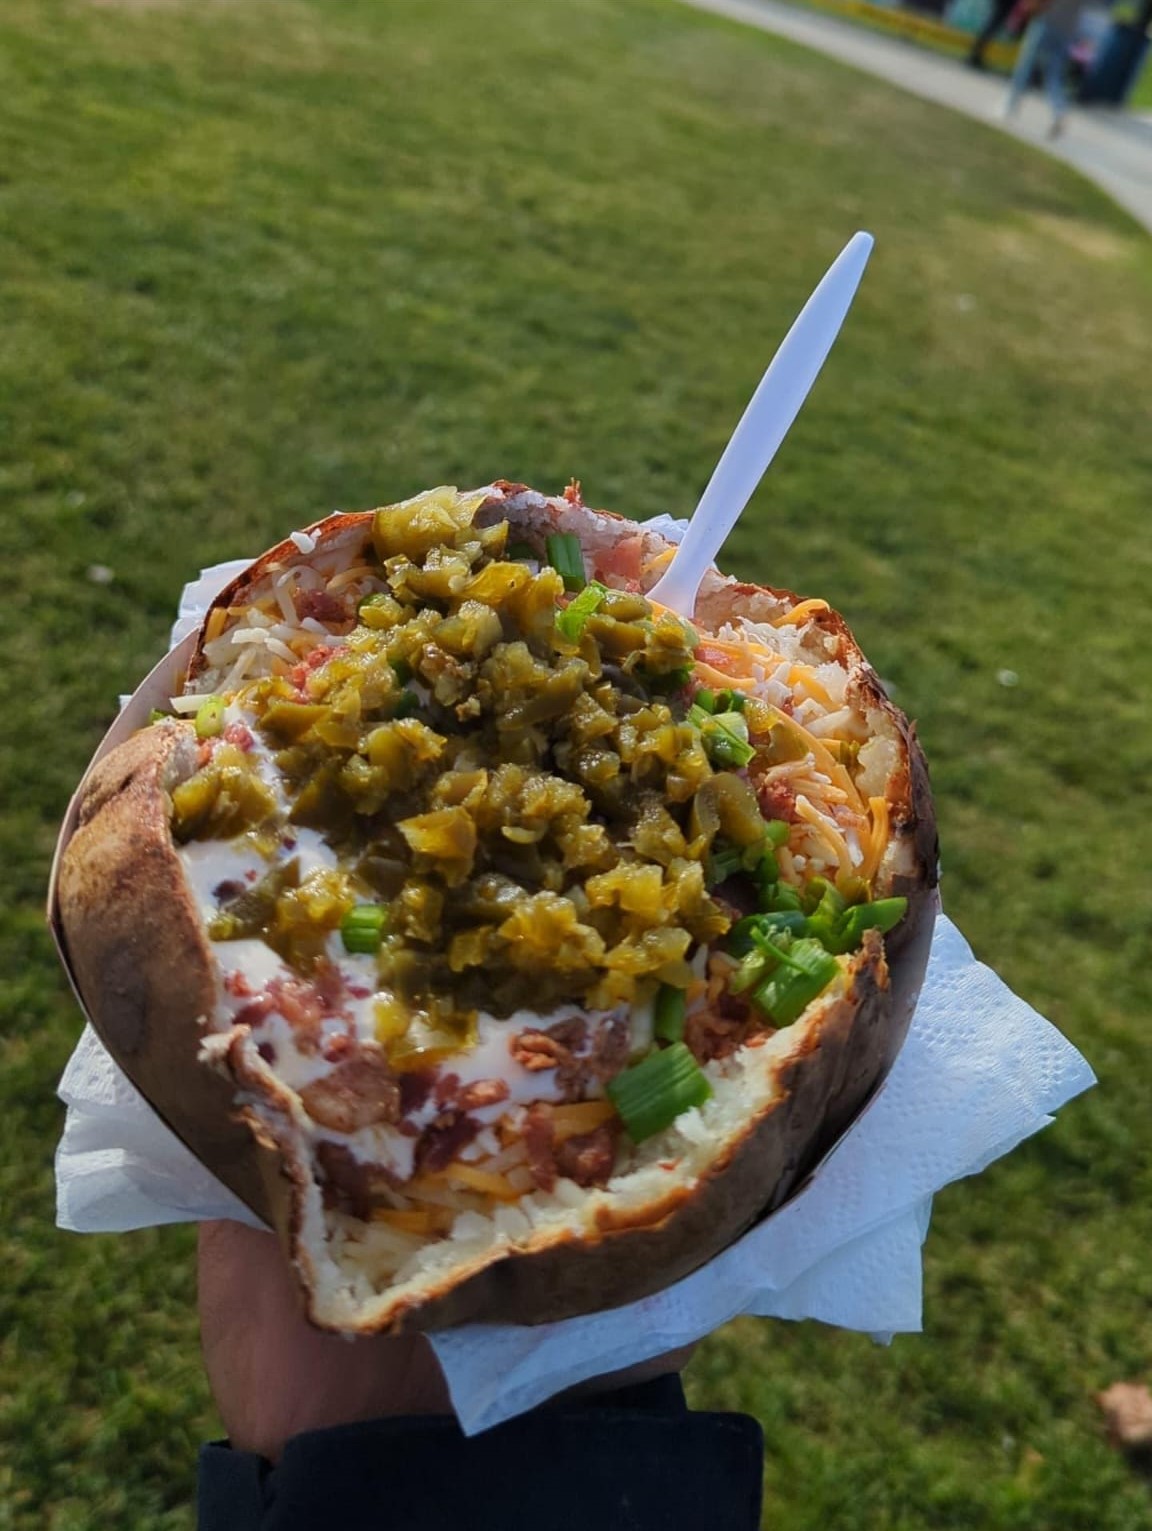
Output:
[[54, 489, 939, 1332]]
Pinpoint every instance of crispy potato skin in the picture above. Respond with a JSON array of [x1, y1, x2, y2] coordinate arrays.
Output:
[[56, 722, 284, 1221], [54, 488, 939, 1332]]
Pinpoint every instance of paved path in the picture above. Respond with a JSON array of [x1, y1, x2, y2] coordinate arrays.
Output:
[[681, 0, 1152, 234]]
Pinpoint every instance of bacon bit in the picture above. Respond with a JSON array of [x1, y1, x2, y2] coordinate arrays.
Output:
[[233, 997, 274, 1029], [299, 1049, 401, 1133], [522, 1104, 557, 1193], [396, 1120, 419, 1138], [289, 644, 339, 696], [398, 1071, 435, 1117], [197, 741, 214, 768], [435, 1072, 461, 1107], [416, 1111, 480, 1175], [322, 1031, 353, 1063], [555, 1124, 617, 1188], [224, 971, 253, 998], [256, 1041, 277, 1066], [510, 1032, 569, 1072], [212, 879, 246, 903], [659, 1160, 678, 1171], [294, 587, 348, 625], [684, 1001, 770, 1065], [593, 533, 644, 584], [694, 643, 741, 676], [264, 965, 346, 1053], [314, 1142, 401, 1219], [563, 479, 583, 505], [457, 1078, 510, 1111], [755, 777, 800, 825], [585, 1016, 631, 1082], [346, 983, 372, 1000], [222, 722, 254, 751]]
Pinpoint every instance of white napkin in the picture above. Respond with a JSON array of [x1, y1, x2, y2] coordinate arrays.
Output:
[[54, 536, 1096, 1436]]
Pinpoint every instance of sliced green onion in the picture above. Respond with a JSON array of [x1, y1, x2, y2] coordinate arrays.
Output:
[[148, 708, 168, 725], [835, 897, 908, 952], [758, 909, 808, 941], [704, 722, 755, 769], [726, 690, 746, 713], [690, 705, 756, 769], [341, 904, 387, 954], [556, 580, 608, 641], [391, 690, 420, 720], [730, 948, 771, 994], [507, 540, 537, 562], [694, 688, 717, 714], [545, 532, 586, 593], [653, 983, 687, 1043], [804, 879, 847, 951], [752, 938, 839, 1025], [391, 658, 413, 685], [194, 697, 225, 740], [707, 844, 745, 885], [763, 880, 803, 914], [763, 819, 791, 849], [607, 1041, 712, 1143], [755, 853, 780, 901]]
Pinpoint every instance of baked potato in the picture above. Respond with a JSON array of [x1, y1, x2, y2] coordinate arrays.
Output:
[[55, 481, 938, 1332]]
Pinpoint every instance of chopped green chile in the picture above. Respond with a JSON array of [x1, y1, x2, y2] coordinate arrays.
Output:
[[183, 486, 892, 1030], [556, 581, 608, 641], [607, 1042, 712, 1142]]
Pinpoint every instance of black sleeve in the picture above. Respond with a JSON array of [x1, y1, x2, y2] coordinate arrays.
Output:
[[197, 1375, 763, 1531]]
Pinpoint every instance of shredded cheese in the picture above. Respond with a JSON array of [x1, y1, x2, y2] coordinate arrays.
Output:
[[772, 598, 831, 628]]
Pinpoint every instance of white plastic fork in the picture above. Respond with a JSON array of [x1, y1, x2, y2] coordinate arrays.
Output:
[[647, 231, 874, 618]]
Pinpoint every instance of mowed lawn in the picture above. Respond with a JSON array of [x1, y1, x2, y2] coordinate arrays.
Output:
[[2, 0, 1151, 1525]]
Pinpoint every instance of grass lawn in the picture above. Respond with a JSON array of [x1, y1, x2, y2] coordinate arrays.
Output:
[[3, 0, 1152, 1525]]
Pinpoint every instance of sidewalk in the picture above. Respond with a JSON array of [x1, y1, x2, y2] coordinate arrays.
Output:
[[680, 0, 1152, 234]]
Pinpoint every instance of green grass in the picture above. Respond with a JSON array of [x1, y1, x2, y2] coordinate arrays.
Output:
[[2, 0, 1151, 1525]]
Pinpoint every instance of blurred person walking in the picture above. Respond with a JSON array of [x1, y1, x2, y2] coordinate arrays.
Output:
[[1002, 0, 1086, 137], [967, 0, 1022, 70]]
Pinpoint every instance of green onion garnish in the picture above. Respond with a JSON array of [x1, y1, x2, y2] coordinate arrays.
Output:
[[194, 697, 225, 740], [607, 1042, 712, 1143], [707, 844, 745, 885], [148, 708, 168, 725], [341, 904, 387, 954], [545, 532, 586, 593], [763, 819, 791, 848], [762, 879, 803, 914], [694, 688, 717, 714], [835, 897, 907, 952], [803, 878, 847, 951], [687, 705, 756, 769], [391, 658, 413, 685], [392, 690, 420, 720], [751, 937, 839, 1024], [507, 540, 537, 562], [653, 983, 687, 1043], [556, 580, 608, 641]]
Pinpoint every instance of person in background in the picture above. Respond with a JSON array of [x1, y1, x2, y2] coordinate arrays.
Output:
[[1002, 0, 1086, 137], [967, 0, 1022, 70], [196, 1220, 765, 1530]]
